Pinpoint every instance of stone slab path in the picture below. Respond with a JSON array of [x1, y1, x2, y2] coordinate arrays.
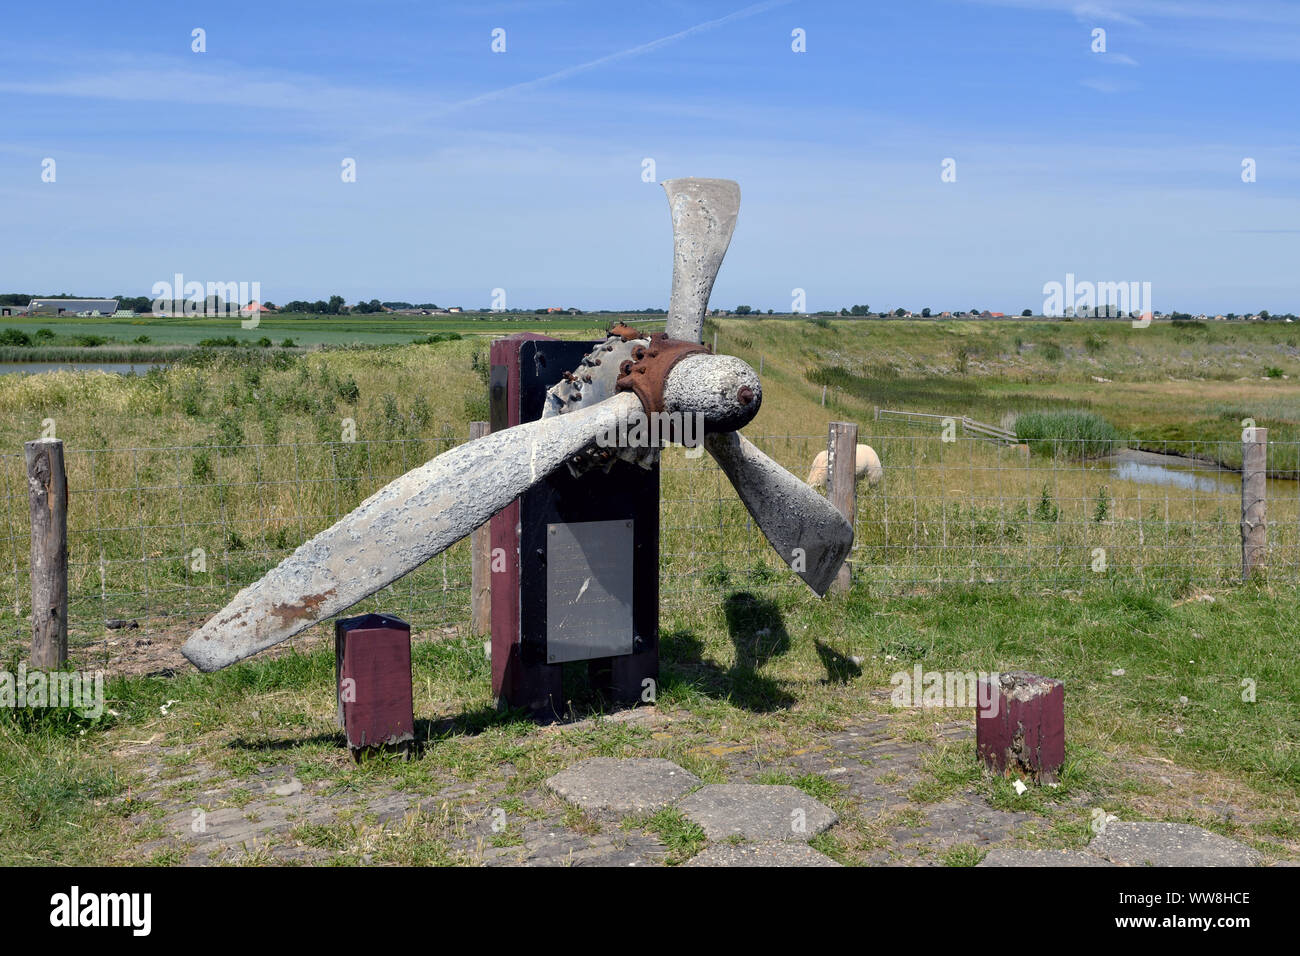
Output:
[[1088, 822, 1262, 867], [546, 758, 699, 815], [122, 707, 1280, 867], [673, 784, 838, 842], [686, 843, 842, 867]]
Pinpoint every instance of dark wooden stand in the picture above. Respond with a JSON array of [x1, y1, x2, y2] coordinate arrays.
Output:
[[488, 335, 659, 720], [335, 613, 415, 759]]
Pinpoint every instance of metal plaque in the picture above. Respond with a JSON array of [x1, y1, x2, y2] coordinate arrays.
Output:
[[545, 519, 635, 663]]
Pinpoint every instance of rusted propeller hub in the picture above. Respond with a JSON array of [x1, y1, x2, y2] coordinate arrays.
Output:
[[611, 327, 762, 433], [614, 332, 709, 409]]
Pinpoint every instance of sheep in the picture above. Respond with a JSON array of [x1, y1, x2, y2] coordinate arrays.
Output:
[[807, 443, 882, 488]]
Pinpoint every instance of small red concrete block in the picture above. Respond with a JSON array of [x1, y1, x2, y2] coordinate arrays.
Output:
[[335, 613, 414, 756], [976, 671, 1065, 784]]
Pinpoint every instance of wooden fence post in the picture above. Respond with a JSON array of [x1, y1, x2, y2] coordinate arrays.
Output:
[[469, 421, 492, 633], [827, 421, 858, 594], [1241, 426, 1268, 581], [25, 437, 67, 668]]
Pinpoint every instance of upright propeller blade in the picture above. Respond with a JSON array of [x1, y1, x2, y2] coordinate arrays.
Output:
[[663, 178, 740, 344], [705, 431, 854, 596], [182, 393, 642, 672]]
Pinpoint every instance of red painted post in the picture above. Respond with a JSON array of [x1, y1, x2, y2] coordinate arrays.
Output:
[[335, 613, 414, 760], [488, 334, 563, 715], [976, 671, 1065, 784]]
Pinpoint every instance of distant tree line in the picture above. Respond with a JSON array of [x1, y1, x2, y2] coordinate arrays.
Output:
[[3, 292, 1296, 321], [114, 295, 154, 313]]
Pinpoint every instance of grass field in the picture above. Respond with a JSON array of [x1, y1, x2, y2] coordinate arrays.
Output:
[[3, 584, 1297, 865], [0, 317, 1294, 643], [1, 317, 1297, 865], [0, 312, 638, 349], [714, 316, 1300, 466]]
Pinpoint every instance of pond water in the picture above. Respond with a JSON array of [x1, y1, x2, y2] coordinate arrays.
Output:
[[1102, 450, 1296, 497], [0, 362, 166, 376], [1108, 459, 1239, 494]]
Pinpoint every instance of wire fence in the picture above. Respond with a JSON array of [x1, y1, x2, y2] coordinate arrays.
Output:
[[1, 430, 1297, 662], [660, 434, 1299, 600]]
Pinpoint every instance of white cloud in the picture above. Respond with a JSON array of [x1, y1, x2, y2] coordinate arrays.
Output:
[[0, 64, 429, 116]]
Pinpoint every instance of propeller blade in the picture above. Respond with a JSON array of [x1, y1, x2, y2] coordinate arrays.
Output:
[[704, 431, 854, 596], [182, 393, 642, 672], [663, 178, 740, 344]]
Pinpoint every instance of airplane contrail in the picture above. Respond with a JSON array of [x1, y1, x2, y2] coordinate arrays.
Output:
[[424, 0, 796, 119]]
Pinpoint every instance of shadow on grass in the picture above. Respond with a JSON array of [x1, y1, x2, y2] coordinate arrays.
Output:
[[660, 591, 796, 712], [814, 640, 862, 684], [225, 704, 520, 758], [226, 732, 343, 752], [221, 591, 804, 750]]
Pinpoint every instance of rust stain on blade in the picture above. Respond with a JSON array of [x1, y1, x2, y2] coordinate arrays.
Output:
[[269, 589, 336, 627]]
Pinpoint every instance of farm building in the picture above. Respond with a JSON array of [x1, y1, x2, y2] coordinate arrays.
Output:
[[25, 298, 119, 316]]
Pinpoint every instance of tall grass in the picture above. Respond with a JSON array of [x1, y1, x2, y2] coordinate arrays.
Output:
[[0, 345, 202, 363], [0, 331, 1295, 661], [1014, 410, 1123, 459], [804, 364, 1081, 417]]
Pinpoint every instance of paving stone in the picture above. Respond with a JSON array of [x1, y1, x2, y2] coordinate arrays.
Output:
[[685, 842, 841, 867], [1090, 822, 1261, 867], [898, 799, 1034, 847], [545, 757, 700, 814], [365, 793, 417, 825], [485, 828, 668, 867], [978, 848, 1114, 867], [774, 764, 897, 818], [551, 706, 664, 733], [678, 784, 837, 842]]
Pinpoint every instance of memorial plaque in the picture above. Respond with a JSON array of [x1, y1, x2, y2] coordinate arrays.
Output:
[[545, 519, 635, 663]]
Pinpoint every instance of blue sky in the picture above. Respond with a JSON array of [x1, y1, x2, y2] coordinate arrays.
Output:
[[1, 0, 1297, 313]]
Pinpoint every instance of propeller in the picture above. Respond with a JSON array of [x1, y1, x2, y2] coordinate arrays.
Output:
[[183, 394, 642, 672], [705, 431, 852, 595], [182, 178, 853, 673], [660, 178, 852, 594], [663, 178, 740, 345]]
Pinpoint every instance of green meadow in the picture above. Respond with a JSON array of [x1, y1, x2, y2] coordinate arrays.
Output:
[[1, 317, 1297, 865]]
